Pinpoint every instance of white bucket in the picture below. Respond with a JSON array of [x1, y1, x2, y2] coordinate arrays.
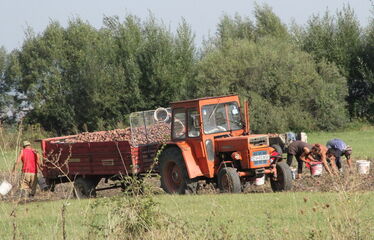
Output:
[[290, 167, 297, 180], [356, 160, 371, 175], [310, 163, 323, 176], [255, 175, 265, 186], [0, 180, 13, 196]]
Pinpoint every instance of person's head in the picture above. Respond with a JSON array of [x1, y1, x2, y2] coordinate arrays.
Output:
[[344, 146, 352, 159], [22, 141, 31, 148], [326, 148, 337, 160], [311, 144, 322, 155]]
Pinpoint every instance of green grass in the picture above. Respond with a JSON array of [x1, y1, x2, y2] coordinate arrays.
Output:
[[0, 192, 373, 239], [0, 127, 373, 239], [0, 150, 18, 172]]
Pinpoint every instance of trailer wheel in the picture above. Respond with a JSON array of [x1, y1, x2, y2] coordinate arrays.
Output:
[[270, 162, 292, 192], [217, 167, 241, 193], [160, 148, 192, 194], [74, 177, 100, 198]]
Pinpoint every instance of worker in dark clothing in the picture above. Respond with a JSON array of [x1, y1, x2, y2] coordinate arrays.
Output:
[[326, 138, 352, 171], [287, 141, 313, 179]]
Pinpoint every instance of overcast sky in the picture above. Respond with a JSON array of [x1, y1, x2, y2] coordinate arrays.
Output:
[[0, 0, 372, 51]]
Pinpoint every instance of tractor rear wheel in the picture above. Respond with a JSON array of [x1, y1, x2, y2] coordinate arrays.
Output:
[[270, 161, 292, 192], [160, 148, 192, 194], [217, 167, 241, 193], [74, 177, 100, 198]]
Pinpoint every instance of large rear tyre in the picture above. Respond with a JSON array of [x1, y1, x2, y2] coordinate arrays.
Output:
[[74, 177, 100, 198], [160, 148, 193, 194], [217, 167, 241, 193], [270, 162, 292, 192]]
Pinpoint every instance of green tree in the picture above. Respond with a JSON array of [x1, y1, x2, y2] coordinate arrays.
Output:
[[0, 47, 10, 120], [296, 6, 371, 121], [196, 38, 348, 132], [253, 3, 289, 40]]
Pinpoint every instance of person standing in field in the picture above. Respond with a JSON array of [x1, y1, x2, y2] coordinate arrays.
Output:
[[326, 138, 352, 172], [12, 141, 41, 198], [287, 140, 313, 179]]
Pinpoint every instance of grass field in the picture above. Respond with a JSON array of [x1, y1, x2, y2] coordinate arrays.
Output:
[[0, 127, 373, 239], [0, 192, 373, 239]]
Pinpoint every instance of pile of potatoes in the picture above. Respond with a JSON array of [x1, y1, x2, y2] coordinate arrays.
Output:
[[64, 123, 171, 146]]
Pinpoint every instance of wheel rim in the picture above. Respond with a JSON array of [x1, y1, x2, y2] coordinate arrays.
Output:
[[165, 161, 183, 192]]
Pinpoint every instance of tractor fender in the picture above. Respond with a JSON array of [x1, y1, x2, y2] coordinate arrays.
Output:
[[217, 161, 235, 173], [162, 142, 204, 179]]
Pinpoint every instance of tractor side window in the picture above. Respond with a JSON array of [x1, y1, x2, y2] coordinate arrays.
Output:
[[228, 103, 242, 130], [172, 108, 186, 140], [188, 108, 200, 138]]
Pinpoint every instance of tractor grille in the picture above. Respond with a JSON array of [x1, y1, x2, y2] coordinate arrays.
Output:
[[251, 150, 270, 166], [249, 136, 269, 146]]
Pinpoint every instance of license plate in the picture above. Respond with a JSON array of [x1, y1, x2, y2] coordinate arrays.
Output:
[[251, 151, 270, 163]]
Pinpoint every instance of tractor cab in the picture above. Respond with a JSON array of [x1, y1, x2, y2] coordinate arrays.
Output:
[[159, 95, 292, 194]]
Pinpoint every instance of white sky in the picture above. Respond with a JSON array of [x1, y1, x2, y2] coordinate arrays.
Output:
[[0, 0, 372, 51]]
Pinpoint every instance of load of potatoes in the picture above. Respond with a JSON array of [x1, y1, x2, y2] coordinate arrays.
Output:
[[64, 123, 171, 146]]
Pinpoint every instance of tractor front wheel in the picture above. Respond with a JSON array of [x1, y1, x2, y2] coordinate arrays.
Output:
[[160, 148, 192, 194], [217, 167, 241, 193], [270, 162, 292, 192]]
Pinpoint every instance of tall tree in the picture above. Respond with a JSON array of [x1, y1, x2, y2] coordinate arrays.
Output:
[[0, 47, 10, 120], [297, 6, 371, 121], [196, 38, 348, 132]]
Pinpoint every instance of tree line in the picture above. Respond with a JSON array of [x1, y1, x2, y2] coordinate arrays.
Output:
[[0, 4, 373, 134]]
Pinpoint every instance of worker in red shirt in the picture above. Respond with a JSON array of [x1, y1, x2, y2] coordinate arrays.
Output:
[[12, 141, 41, 197]]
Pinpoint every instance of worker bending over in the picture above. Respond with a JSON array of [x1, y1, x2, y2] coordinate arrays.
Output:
[[310, 144, 338, 175], [326, 138, 352, 172], [287, 141, 313, 179]]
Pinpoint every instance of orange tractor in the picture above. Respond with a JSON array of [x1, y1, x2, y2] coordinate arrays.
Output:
[[40, 94, 291, 196], [158, 94, 292, 193]]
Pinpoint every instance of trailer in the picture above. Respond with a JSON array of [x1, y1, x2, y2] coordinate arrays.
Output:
[[40, 109, 170, 198]]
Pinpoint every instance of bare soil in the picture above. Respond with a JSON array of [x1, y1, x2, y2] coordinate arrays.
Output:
[[1, 160, 373, 203]]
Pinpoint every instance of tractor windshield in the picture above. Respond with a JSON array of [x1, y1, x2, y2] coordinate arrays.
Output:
[[202, 102, 243, 134]]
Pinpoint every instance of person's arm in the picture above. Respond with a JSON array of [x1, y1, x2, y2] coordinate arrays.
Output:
[[346, 155, 352, 169], [299, 152, 311, 163], [321, 151, 336, 175], [300, 147, 314, 163], [12, 151, 23, 174], [34, 150, 43, 172]]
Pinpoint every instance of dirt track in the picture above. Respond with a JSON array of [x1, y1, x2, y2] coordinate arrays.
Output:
[[1, 160, 373, 203]]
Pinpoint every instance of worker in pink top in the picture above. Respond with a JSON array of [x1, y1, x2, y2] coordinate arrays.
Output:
[[12, 141, 41, 197]]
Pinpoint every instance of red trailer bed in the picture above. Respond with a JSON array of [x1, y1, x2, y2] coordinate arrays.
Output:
[[41, 136, 159, 180]]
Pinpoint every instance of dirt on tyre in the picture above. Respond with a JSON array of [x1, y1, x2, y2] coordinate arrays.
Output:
[[74, 177, 100, 198], [270, 161, 292, 192], [160, 147, 192, 194], [217, 167, 241, 193]]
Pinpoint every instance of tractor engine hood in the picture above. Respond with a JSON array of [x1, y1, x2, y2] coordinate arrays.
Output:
[[215, 134, 269, 152]]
